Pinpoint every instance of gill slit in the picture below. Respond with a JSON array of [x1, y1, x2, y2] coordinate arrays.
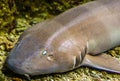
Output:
[[73, 56, 77, 68]]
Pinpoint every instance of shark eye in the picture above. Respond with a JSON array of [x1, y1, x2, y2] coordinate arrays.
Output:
[[42, 50, 47, 55]]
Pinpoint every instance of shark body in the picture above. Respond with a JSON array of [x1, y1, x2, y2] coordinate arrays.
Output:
[[7, 0, 120, 75]]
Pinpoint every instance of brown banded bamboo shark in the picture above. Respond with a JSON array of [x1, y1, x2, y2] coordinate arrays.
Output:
[[6, 0, 120, 76]]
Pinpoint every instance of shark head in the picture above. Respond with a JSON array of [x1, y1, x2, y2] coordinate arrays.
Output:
[[7, 32, 86, 76]]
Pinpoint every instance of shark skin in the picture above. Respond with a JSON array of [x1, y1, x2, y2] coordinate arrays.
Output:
[[6, 0, 120, 76]]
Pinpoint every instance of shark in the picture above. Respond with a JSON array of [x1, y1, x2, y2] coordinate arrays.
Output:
[[6, 0, 120, 77]]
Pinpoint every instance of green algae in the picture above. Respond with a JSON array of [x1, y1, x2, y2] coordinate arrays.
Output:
[[0, 0, 120, 81]]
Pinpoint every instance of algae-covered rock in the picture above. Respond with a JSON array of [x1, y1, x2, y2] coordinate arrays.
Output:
[[0, 0, 120, 81], [0, 0, 16, 31]]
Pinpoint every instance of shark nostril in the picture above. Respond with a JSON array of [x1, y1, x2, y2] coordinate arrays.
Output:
[[25, 67, 31, 71]]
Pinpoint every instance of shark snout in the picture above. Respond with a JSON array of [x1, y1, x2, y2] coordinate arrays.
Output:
[[7, 58, 27, 75]]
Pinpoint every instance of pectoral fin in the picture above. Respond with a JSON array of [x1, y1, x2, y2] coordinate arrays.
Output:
[[82, 53, 120, 74]]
